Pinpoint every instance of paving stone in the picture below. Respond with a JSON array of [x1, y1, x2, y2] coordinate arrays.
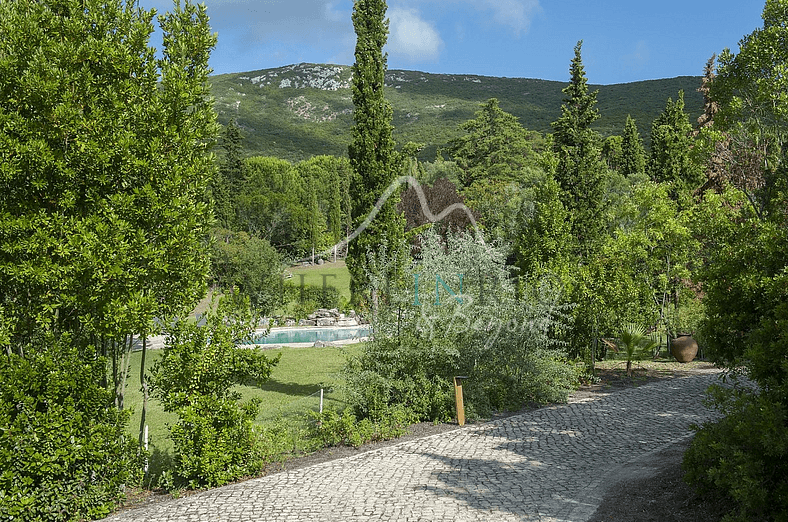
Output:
[[104, 372, 726, 522]]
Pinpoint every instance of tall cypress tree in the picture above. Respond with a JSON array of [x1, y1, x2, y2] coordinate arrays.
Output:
[[213, 121, 245, 229], [346, 0, 405, 309], [620, 115, 646, 177], [551, 41, 606, 248]]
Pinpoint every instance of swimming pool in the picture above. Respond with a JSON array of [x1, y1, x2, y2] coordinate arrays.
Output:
[[251, 325, 371, 345]]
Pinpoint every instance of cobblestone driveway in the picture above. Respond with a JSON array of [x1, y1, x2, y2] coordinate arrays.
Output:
[[105, 372, 724, 522]]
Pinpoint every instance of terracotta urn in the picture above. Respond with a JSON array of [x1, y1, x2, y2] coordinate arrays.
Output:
[[670, 335, 698, 363]]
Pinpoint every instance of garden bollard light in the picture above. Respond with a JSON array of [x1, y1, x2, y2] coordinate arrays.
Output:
[[454, 376, 468, 426]]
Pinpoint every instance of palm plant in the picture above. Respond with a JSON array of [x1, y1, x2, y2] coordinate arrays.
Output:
[[617, 323, 658, 377]]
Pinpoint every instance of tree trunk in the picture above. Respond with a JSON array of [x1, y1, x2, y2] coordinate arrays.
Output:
[[138, 334, 148, 447], [118, 334, 134, 411], [112, 338, 120, 408]]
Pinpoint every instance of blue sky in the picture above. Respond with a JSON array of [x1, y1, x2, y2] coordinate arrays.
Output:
[[140, 0, 765, 85]]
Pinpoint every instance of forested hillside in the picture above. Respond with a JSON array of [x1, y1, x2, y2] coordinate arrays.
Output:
[[210, 63, 703, 161]]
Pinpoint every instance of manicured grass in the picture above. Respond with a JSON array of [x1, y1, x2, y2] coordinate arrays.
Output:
[[286, 260, 351, 302], [124, 350, 175, 454], [124, 343, 360, 455], [237, 344, 359, 422]]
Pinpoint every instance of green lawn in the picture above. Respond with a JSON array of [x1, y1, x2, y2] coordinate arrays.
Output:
[[124, 342, 360, 457], [286, 260, 351, 302]]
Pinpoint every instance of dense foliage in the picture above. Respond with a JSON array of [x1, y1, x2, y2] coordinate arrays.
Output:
[[0, 342, 141, 521], [148, 294, 280, 488], [225, 154, 351, 260], [3, 0, 786, 517], [552, 41, 608, 249], [681, 2, 788, 520], [648, 91, 704, 192], [210, 229, 283, 315], [0, 0, 218, 517], [346, 0, 406, 308], [685, 186, 788, 521], [0, 0, 217, 351], [343, 229, 579, 422]]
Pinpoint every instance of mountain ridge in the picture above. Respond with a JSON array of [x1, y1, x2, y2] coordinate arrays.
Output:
[[210, 63, 704, 162]]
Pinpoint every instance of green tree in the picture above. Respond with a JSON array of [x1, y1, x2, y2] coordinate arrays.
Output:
[[445, 98, 541, 188], [648, 91, 703, 191], [0, 0, 217, 514], [306, 174, 325, 262], [213, 121, 245, 229], [0, 0, 217, 355], [210, 229, 283, 315], [706, 0, 788, 217], [686, 187, 788, 521], [515, 173, 572, 283], [551, 41, 607, 248], [295, 155, 352, 259], [148, 293, 280, 488], [329, 169, 343, 249], [682, 3, 788, 518], [443, 99, 548, 245], [620, 115, 647, 177], [602, 135, 623, 172], [346, 0, 406, 309], [238, 157, 308, 254]]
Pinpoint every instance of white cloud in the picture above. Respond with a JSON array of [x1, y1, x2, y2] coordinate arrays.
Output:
[[324, 1, 345, 23], [397, 0, 541, 36], [478, 0, 541, 36], [387, 7, 444, 62], [623, 40, 650, 71]]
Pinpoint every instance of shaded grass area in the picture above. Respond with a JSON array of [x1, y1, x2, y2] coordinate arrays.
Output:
[[286, 260, 351, 302], [124, 343, 360, 465], [588, 357, 719, 391]]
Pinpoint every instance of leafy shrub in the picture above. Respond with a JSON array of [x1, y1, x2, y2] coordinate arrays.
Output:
[[210, 228, 284, 315], [309, 405, 417, 448], [168, 396, 264, 489], [344, 228, 578, 422], [149, 293, 280, 488], [343, 354, 454, 422], [684, 186, 788, 521], [615, 323, 658, 377], [284, 281, 341, 311], [684, 384, 788, 522], [0, 345, 142, 521]]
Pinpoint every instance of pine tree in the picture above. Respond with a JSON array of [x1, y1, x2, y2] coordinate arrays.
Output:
[[620, 115, 646, 177], [602, 135, 623, 171], [445, 98, 538, 188], [648, 91, 703, 191], [551, 41, 607, 247], [346, 0, 405, 309]]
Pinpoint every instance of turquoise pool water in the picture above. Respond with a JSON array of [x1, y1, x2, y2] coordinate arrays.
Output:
[[251, 326, 371, 345]]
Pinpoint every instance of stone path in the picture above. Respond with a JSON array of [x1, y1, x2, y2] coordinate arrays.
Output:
[[105, 372, 725, 522]]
